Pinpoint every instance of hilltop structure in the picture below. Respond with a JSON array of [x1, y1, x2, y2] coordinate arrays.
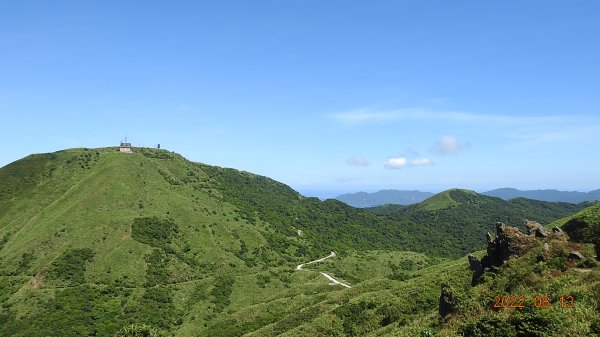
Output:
[[119, 139, 132, 153]]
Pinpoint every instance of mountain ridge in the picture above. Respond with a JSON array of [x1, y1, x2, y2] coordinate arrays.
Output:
[[334, 189, 435, 207], [483, 187, 600, 203], [336, 187, 600, 207]]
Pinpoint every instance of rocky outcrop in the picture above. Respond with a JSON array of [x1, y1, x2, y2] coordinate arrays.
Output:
[[467, 254, 484, 286], [525, 220, 548, 237], [469, 222, 536, 285], [539, 242, 550, 262], [568, 251, 585, 260], [439, 283, 456, 319], [550, 226, 569, 241]]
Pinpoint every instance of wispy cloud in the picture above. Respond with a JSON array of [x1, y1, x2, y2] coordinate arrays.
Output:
[[504, 125, 600, 146], [384, 156, 432, 169], [330, 107, 579, 126], [410, 158, 432, 166], [330, 107, 599, 148], [346, 156, 369, 167], [431, 136, 462, 155]]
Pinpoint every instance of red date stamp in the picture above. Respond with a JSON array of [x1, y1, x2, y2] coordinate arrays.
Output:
[[493, 295, 574, 309]]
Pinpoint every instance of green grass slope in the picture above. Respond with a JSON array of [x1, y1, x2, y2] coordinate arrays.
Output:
[[368, 189, 589, 256], [0, 148, 593, 337]]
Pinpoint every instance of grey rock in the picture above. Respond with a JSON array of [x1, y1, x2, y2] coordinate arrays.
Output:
[[538, 243, 550, 262], [468, 254, 484, 286], [568, 251, 585, 260], [525, 220, 548, 238]]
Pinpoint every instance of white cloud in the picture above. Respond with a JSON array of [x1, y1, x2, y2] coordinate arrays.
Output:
[[384, 157, 432, 169], [384, 157, 408, 169], [346, 156, 368, 167], [410, 158, 432, 166], [431, 136, 462, 155]]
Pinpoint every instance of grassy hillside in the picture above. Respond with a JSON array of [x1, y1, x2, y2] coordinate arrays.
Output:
[[0, 148, 593, 337], [367, 189, 589, 256]]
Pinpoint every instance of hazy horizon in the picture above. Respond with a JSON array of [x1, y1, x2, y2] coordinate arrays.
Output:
[[298, 186, 600, 200]]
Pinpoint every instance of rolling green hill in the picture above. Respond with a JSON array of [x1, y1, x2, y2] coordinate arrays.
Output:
[[0, 148, 595, 337], [367, 189, 589, 256]]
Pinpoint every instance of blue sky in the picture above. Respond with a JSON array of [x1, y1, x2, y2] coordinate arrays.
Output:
[[1, 1, 599, 198]]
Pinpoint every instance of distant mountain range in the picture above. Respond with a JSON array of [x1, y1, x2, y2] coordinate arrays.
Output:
[[335, 187, 600, 207], [482, 188, 600, 203], [335, 190, 435, 208]]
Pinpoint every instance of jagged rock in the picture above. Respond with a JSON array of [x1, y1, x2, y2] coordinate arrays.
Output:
[[468, 254, 484, 286], [525, 220, 548, 238], [439, 283, 456, 319], [492, 222, 533, 265], [538, 243, 550, 262], [568, 251, 585, 260], [550, 226, 570, 241], [469, 222, 535, 285]]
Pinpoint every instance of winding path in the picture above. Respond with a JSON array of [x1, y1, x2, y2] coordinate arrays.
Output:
[[296, 252, 352, 288]]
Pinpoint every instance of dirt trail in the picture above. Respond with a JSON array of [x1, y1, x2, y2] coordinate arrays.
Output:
[[296, 252, 351, 288]]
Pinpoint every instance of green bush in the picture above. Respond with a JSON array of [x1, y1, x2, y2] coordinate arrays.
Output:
[[47, 248, 94, 285], [419, 328, 439, 337], [131, 217, 179, 248], [590, 318, 600, 335], [144, 249, 169, 286], [127, 287, 179, 330], [577, 258, 598, 268], [17, 252, 35, 272], [546, 257, 568, 271], [116, 323, 161, 337], [210, 275, 234, 312], [460, 316, 516, 337], [509, 308, 556, 337]]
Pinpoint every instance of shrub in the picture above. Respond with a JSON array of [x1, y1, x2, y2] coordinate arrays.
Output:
[[115, 324, 161, 337], [210, 275, 234, 312], [460, 316, 516, 337], [590, 318, 600, 335], [17, 252, 35, 272], [131, 217, 179, 248], [144, 249, 169, 286], [509, 308, 556, 337], [47, 248, 94, 285], [419, 328, 439, 337]]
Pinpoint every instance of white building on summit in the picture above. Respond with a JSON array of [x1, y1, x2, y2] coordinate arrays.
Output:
[[119, 140, 132, 153]]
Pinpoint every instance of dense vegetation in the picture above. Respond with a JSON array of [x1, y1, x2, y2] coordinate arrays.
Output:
[[367, 189, 589, 255], [46, 248, 94, 286], [0, 147, 595, 336]]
